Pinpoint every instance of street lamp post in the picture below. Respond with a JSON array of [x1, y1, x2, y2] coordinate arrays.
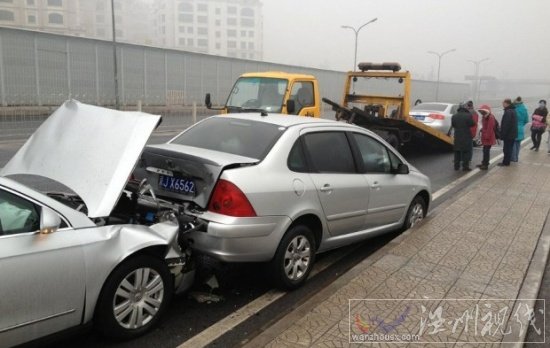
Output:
[[341, 17, 378, 71], [427, 49, 456, 102], [468, 58, 490, 104], [111, 0, 120, 110]]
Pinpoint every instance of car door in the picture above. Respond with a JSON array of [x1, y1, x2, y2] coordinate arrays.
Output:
[[289, 81, 316, 116], [0, 187, 86, 347], [301, 130, 369, 236], [351, 133, 411, 228]]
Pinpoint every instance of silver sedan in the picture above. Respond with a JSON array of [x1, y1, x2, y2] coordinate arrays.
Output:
[[137, 114, 432, 290]]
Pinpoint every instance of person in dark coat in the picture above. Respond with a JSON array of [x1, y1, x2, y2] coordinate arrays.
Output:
[[451, 103, 475, 171], [498, 99, 518, 166], [476, 104, 497, 170]]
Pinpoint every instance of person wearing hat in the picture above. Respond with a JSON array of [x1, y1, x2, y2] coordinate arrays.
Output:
[[476, 104, 497, 170], [451, 102, 475, 171], [531, 99, 548, 151], [498, 98, 518, 166], [512, 96, 529, 161]]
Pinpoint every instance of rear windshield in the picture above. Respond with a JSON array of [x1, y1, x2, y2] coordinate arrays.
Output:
[[171, 117, 285, 160], [411, 103, 448, 112]]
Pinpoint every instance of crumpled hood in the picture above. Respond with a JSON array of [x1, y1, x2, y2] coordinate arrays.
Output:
[[0, 100, 161, 218]]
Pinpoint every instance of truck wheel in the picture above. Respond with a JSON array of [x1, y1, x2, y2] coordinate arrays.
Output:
[[270, 225, 316, 290], [94, 255, 173, 339]]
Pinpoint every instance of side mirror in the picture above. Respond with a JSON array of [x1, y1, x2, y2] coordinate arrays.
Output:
[[40, 206, 61, 234], [205, 93, 212, 109], [286, 99, 296, 114], [394, 163, 410, 175]]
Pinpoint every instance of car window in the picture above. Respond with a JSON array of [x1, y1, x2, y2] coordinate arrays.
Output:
[[0, 189, 41, 235], [289, 81, 314, 115], [303, 132, 356, 173], [287, 139, 308, 172], [171, 117, 285, 160], [352, 133, 392, 174]]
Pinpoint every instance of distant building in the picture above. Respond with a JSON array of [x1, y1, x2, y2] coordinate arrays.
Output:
[[0, 0, 91, 37], [0, 0, 263, 60], [153, 0, 263, 60]]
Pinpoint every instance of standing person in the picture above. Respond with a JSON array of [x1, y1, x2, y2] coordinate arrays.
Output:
[[498, 99, 518, 166], [476, 104, 497, 170], [512, 96, 529, 161], [451, 103, 475, 171], [465, 100, 479, 143], [531, 99, 548, 151]]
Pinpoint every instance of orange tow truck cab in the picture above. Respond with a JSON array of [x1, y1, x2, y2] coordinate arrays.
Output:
[[205, 71, 321, 117]]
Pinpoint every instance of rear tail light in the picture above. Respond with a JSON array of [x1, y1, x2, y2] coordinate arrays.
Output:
[[208, 179, 257, 217], [428, 113, 445, 120]]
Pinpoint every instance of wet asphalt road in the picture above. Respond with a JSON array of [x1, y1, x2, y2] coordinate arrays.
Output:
[[2, 128, 504, 348]]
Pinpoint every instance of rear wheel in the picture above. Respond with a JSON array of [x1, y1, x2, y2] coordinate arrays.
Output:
[[403, 195, 426, 230], [270, 225, 316, 290], [95, 255, 173, 339]]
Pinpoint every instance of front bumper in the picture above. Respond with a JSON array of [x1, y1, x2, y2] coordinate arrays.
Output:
[[185, 214, 292, 262]]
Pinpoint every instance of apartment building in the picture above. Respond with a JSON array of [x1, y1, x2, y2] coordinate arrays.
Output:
[[0, 0, 263, 59], [153, 0, 263, 59], [0, 0, 91, 36]]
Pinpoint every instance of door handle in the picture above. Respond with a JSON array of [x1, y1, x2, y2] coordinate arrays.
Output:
[[320, 184, 332, 192], [371, 181, 380, 189]]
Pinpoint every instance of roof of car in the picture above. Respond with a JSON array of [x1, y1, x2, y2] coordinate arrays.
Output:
[[216, 113, 344, 128]]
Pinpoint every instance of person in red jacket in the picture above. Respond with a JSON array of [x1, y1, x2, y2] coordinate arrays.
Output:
[[476, 104, 497, 170]]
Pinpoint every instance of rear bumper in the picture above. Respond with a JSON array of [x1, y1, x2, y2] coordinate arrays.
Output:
[[185, 214, 292, 262]]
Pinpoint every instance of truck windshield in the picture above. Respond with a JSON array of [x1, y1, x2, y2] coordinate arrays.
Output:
[[226, 77, 288, 113]]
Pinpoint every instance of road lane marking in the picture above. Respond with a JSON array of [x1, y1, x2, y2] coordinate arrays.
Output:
[[177, 244, 358, 348]]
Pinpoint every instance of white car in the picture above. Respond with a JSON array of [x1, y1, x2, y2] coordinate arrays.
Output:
[[409, 102, 458, 135], [0, 101, 195, 346]]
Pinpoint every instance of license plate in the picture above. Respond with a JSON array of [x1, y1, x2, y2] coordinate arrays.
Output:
[[158, 174, 196, 195], [413, 115, 425, 121]]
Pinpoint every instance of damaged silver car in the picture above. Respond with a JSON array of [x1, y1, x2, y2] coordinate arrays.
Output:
[[136, 113, 431, 290], [0, 101, 196, 347]]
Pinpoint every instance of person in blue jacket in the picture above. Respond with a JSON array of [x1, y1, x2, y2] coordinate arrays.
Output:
[[512, 96, 529, 162]]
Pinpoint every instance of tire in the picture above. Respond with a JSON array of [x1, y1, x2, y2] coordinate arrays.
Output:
[[403, 195, 426, 230], [270, 225, 316, 290], [95, 255, 173, 340]]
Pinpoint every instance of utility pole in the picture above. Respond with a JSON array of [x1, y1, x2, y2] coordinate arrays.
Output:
[[111, 0, 120, 110], [341, 18, 378, 71], [468, 58, 490, 104], [427, 49, 456, 101]]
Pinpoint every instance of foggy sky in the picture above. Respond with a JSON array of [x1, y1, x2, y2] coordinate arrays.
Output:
[[262, 0, 550, 83]]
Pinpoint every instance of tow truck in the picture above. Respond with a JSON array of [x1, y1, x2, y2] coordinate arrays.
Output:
[[205, 71, 321, 117], [323, 62, 454, 150]]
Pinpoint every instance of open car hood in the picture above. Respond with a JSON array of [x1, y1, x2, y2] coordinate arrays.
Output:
[[0, 100, 161, 218]]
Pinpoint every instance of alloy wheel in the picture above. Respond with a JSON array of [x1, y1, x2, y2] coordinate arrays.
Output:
[[113, 267, 165, 329], [283, 235, 312, 281]]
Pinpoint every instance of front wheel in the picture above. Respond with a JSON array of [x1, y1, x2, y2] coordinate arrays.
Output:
[[403, 195, 426, 230], [270, 225, 316, 290], [94, 255, 173, 339]]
